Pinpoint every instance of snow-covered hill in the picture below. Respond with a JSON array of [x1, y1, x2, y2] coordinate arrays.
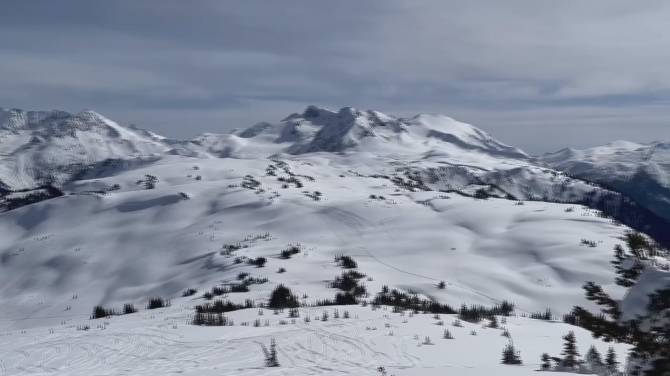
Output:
[[0, 106, 666, 375], [540, 141, 670, 224], [0, 154, 633, 375], [0, 108, 168, 191]]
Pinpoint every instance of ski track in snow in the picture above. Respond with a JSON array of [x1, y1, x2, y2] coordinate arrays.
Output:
[[0, 304, 630, 376]]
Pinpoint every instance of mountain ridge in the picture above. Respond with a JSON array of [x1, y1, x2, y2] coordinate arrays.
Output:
[[540, 140, 670, 224], [0, 105, 531, 190], [2, 105, 669, 246], [0, 106, 670, 242]]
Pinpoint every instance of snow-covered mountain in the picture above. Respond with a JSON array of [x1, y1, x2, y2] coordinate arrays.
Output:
[[540, 141, 670, 225], [228, 105, 528, 158], [0, 106, 528, 190], [0, 108, 168, 191], [0, 106, 667, 375], [4, 106, 661, 236]]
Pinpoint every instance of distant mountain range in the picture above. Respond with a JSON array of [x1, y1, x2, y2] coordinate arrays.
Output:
[[2, 106, 668, 244], [540, 140, 670, 224]]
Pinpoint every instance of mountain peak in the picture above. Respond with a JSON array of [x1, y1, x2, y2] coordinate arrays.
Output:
[[230, 106, 529, 158], [75, 109, 108, 121]]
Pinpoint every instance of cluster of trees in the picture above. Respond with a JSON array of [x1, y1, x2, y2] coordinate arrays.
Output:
[[528, 308, 554, 321], [192, 312, 232, 326], [91, 305, 116, 319], [280, 244, 302, 259], [1, 185, 63, 211], [267, 285, 300, 309], [192, 298, 256, 326], [568, 232, 669, 375], [137, 174, 158, 189], [277, 175, 303, 188], [123, 303, 138, 314], [146, 297, 170, 309], [457, 301, 515, 323], [181, 288, 197, 297], [539, 332, 619, 375], [313, 270, 369, 306], [195, 299, 255, 314], [334, 255, 358, 269], [331, 271, 367, 295], [203, 276, 269, 299], [241, 175, 262, 190], [91, 298, 160, 319], [248, 257, 267, 268], [304, 191, 322, 201], [203, 286, 226, 300], [220, 243, 245, 256], [372, 286, 457, 314]]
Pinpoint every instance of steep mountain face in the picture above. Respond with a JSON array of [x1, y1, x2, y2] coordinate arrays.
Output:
[[0, 108, 168, 190], [540, 141, 670, 223]]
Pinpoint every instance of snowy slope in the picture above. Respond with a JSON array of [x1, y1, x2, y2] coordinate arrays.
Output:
[[540, 141, 670, 223], [0, 154, 631, 322], [0, 303, 630, 376], [0, 105, 650, 322], [0, 106, 661, 375], [0, 155, 633, 375]]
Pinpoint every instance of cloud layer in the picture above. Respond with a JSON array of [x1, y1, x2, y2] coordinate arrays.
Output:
[[1, 0, 669, 153]]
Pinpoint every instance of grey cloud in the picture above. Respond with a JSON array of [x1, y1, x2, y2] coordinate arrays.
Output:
[[1, 0, 668, 153]]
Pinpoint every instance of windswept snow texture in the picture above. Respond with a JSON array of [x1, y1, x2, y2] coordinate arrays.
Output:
[[541, 141, 670, 223], [0, 105, 659, 375]]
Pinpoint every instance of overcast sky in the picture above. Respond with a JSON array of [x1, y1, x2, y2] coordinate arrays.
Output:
[[1, 1, 669, 153]]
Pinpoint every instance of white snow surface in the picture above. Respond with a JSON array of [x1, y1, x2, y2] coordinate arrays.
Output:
[[0, 106, 652, 375], [0, 303, 630, 376]]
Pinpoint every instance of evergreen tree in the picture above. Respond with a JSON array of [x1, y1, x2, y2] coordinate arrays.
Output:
[[585, 345, 604, 373], [612, 244, 643, 287], [122, 303, 137, 314], [571, 234, 670, 375], [267, 284, 299, 309], [605, 347, 619, 374], [91, 305, 115, 319], [540, 353, 552, 371], [263, 338, 279, 367], [501, 342, 522, 365], [561, 331, 580, 369]]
